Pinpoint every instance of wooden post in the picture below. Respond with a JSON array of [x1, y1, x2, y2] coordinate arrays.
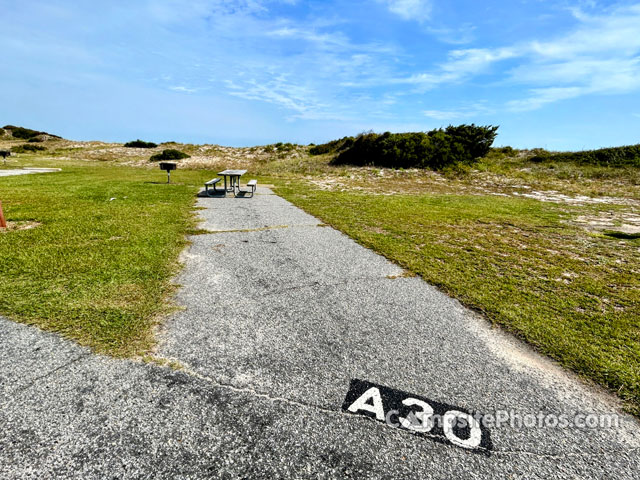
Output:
[[0, 201, 6, 229]]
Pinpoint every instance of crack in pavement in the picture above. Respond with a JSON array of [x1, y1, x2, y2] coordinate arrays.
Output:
[[9, 354, 89, 397], [203, 224, 322, 234], [157, 357, 338, 414], [258, 276, 409, 298], [147, 355, 640, 460]]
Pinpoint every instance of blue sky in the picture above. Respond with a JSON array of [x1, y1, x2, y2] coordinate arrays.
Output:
[[2, 0, 640, 149]]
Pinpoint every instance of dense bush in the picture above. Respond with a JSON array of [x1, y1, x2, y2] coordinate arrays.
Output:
[[316, 125, 498, 170], [149, 149, 190, 161], [11, 144, 46, 153], [530, 144, 640, 167], [125, 139, 158, 148]]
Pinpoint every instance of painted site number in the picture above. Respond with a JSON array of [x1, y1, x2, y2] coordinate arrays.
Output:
[[342, 379, 492, 453]]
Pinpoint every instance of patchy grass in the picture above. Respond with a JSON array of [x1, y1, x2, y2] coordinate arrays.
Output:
[[275, 183, 640, 414], [0, 160, 218, 356]]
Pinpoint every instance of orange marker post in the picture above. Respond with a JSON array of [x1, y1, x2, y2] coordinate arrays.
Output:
[[0, 201, 7, 228]]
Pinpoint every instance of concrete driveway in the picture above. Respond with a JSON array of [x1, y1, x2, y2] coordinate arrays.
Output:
[[1, 186, 638, 478]]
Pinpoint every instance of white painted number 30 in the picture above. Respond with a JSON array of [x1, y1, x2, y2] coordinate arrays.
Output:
[[347, 387, 482, 450]]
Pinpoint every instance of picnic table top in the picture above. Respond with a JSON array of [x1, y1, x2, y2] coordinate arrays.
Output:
[[218, 169, 247, 176]]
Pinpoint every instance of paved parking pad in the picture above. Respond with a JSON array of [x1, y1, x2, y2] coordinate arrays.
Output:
[[2, 186, 639, 478]]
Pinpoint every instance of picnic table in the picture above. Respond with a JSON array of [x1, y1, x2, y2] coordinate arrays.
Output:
[[204, 170, 257, 197], [218, 169, 247, 194]]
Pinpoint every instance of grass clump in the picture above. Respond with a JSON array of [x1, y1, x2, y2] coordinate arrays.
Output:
[[314, 124, 498, 170], [11, 144, 47, 153], [273, 142, 296, 152], [530, 144, 640, 167], [125, 139, 158, 148], [150, 149, 190, 161]]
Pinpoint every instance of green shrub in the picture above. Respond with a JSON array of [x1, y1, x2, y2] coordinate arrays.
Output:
[[494, 146, 515, 156], [149, 149, 190, 161], [273, 142, 296, 152], [11, 144, 46, 153], [529, 145, 640, 167], [125, 139, 158, 148], [28, 136, 44, 143], [324, 125, 498, 170], [442, 124, 498, 159]]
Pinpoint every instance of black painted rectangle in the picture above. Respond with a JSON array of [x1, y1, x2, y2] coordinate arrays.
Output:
[[342, 379, 492, 453]]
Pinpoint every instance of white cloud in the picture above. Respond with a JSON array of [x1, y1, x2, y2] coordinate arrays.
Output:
[[423, 109, 466, 120], [441, 47, 519, 75], [169, 86, 197, 93], [426, 24, 476, 45], [506, 87, 585, 111], [378, 0, 432, 22], [389, 46, 518, 90]]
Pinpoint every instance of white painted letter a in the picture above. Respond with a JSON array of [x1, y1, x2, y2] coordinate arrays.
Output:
[[347, 387, 385, 421]]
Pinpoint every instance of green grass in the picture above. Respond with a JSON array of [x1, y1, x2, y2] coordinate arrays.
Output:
[[0, 161, 219, 356], [275, 183, 640, 414]]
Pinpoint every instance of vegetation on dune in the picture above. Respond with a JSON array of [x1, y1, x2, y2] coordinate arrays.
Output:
[[3, 125, 60, 140], [311, 124, 499, 170], [150, 149, 190, 161], [124, 139, 158, 148], [11, 144, 47, 153], [530, 144, 640, 167]]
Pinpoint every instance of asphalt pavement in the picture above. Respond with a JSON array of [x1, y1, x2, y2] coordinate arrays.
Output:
[[1, 186, 639, 479]]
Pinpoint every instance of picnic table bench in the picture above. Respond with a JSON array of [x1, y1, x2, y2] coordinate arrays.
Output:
[[204, 178, 221, 196]]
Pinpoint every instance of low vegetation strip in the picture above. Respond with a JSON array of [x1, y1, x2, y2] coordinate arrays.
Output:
[[275, 184, 640, 414], [0, 162, 212, 356], [531, 144, 640, 167]]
